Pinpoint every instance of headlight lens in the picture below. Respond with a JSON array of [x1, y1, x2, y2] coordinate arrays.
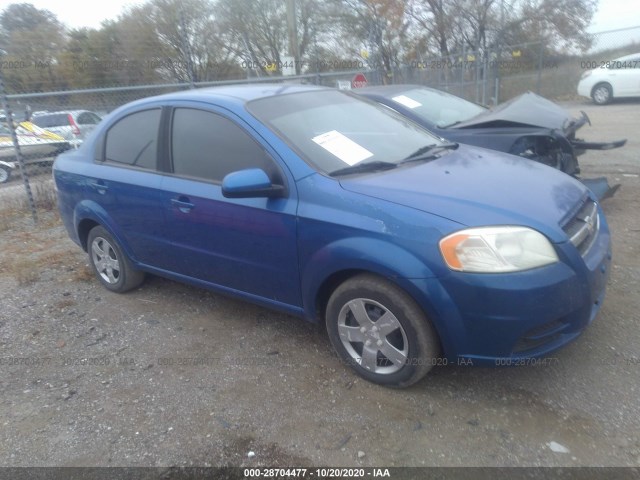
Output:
[[439, 226, 559, 273]]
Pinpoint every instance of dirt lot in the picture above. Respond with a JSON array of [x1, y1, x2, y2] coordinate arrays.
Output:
[[0, 99, 639, 469]]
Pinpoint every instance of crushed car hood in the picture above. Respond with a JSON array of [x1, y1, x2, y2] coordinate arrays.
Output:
[[453, 92, 588, 133], [339, 145, 588, 242]]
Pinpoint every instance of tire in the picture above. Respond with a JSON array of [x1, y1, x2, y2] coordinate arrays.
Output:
[[326, 274, 441, 387], [591, 83, 612, 105], [0, 165, 11, 184], [87, 225, 145, 293]]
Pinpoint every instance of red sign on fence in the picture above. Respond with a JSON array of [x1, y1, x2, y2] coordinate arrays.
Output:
[[351, 73, 368, 89]]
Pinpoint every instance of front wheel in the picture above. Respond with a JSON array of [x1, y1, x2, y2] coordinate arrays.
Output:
[[87, 225, 145, 293], [592, 83, 612, 105], [326, 274, 441, 387]]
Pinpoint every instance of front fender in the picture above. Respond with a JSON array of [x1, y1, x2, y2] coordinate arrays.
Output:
[[301, 236, 436, 320]]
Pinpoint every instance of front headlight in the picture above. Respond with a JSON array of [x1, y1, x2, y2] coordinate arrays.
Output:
[[439, 226, 559, 273]]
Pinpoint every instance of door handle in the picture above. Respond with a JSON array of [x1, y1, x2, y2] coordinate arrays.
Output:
[[171, 197, 195, 213], [89, 180, 108, 194]]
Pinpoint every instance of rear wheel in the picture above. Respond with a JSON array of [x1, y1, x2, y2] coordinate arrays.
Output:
[[0, 165, 11, 184], [87, 225, 145, 293], [326, 274, 440, 387], [592, 83, 612, 105]]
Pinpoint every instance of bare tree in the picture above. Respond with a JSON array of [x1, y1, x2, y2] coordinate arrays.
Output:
[[328, 0, 411, 80], [217, 0, 332, 76], [0, 4, 67, 92]]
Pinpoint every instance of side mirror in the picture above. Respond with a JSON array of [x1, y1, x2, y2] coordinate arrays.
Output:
[[222, 168, 285, 199]]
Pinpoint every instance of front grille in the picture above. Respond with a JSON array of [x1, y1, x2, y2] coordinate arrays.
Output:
[[562, 199, 599, 256]]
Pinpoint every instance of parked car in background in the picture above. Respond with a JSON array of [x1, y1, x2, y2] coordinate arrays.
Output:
[[32, 110, 102, 148], [0, 122, 71, 183], [578, 53, 640, 105], [54, 85, 611, 387], [356, 85, 626, 199]]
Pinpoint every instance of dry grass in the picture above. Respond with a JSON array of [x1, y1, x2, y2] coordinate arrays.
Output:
[[0, 209, 17, 233], [55, 297, 77, 310], [1, 179, 58, 214], [32, 180, 58, 211], [1, 227, 91, 286], [5, 257, 40, 286], [71, 263, 94, 283], [0, 185, 90, 286]]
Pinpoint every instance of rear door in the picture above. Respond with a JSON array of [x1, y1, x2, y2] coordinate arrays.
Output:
[[87, 107, 169, 268], [158, 104, 301, 307]]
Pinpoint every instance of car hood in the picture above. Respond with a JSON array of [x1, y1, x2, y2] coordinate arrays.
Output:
[[452, 92, 588, 134], [339, 145, 588, 242]]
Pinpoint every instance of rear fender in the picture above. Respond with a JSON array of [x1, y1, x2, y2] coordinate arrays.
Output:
[[73, 200, 136, 261]]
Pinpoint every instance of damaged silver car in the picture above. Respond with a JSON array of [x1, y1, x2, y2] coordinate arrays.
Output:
[[356, 85, 626, 199]]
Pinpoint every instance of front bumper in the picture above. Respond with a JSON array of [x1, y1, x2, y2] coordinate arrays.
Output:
[[409, 214, 611, 364]]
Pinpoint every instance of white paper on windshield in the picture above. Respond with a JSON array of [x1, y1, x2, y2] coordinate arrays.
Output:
[[392, 95, 422, 109], [312, 130, 373, 166]]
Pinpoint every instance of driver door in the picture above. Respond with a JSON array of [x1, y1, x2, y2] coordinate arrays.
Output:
[[158, 106, 301, 307]]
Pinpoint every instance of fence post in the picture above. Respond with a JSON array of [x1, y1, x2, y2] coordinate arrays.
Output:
[[0, 73, 38, 224], [482, 49, 488, 105], [493, 46, 500, 105], [537, 40, 544, 95]]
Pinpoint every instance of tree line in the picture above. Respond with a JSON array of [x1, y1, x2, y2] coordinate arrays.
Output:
[[0, 0, 596, 93]]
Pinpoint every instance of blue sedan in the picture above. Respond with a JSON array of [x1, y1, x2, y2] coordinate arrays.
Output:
[[53, 84, 611, 387]]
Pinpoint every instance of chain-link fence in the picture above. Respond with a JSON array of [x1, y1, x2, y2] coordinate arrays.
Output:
[[390, 25, 640, 104], [0, 70, 368, 220], [1, 25, 639, 220]]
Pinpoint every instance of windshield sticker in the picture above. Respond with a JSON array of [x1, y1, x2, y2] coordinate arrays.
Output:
[[392, 95, 422, 109], [312, 130, 373, 166]]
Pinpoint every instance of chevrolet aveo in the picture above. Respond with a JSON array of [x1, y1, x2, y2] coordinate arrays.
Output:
[[53, 84, 611, 387]]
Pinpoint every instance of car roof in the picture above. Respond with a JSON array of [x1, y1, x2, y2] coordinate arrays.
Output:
[[614, 52, 640, 61], [155, 83, 331, 104], [355, 84, 441, 97], [102, 83, 333, 117]]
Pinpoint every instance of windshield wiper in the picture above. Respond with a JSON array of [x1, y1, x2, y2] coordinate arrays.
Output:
[[399, 142, 459, 165], [329, 160, 397, 177]]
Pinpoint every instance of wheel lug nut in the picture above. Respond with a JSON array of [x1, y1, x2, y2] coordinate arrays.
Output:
[[360, 327, 366, 333], [371, 326, 378, 332], [365, 340, 371, 346], [377, 340, 383, 346]]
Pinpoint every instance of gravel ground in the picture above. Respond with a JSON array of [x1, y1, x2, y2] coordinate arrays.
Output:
[[0, 99, 639, 468]]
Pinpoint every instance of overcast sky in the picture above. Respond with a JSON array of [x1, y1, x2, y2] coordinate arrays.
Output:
[[0, 0, 638, 33]]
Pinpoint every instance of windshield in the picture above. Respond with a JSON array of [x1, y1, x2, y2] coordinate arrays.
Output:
[[386, 88, 487, 128], [248, 89, 444, 175]]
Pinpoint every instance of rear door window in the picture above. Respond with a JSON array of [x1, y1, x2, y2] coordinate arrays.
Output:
[[104, 109, 161, 170]]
